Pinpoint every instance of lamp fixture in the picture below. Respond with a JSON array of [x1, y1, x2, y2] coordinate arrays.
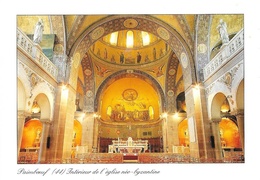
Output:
[[31, 100, 41, 114], [220, 98, 230, 113]]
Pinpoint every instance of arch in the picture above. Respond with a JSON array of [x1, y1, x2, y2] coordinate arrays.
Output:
[[31, 93, 51, 121], [17, 62, 31, 100], [211, 92, 228, 120], [178, 119, 189, 147], [219, 118, 241, 148], [73, 119, 82, 147], [236, 79, 244, 110], [176, 91, 186, 113], [68, 15, 196, 90], [94, 70, 166, 115], [30, 82, 54, 120], [17, 79, 27, 111], [21, 119, 43, 148]]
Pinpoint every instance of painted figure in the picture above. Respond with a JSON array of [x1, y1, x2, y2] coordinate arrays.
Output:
[[137, 52, 141, 63]]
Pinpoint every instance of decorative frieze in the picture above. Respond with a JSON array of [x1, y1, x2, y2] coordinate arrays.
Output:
[[205, 61, 242, 95], [19, 61, 56, 97]]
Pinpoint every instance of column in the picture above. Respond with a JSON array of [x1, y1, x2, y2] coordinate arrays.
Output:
[[37, 119, 51, 163], [185, 85, 214, 160], [17, 110, 29, 155], [48, 83, 76, 162], [81, 113, 95, 153], [211, 119, 223, 161], [161, 113, 168, 153], [234, 109, 244, 152], [92, 116, 99, 153]]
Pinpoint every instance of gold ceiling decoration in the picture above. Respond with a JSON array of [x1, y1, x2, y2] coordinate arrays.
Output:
[[157, 27, 170, 41], [181, 52, 188, 68], [122, 89, 138, 101], [91, 27, 105, 40], [123, 18, 138, 29], [84, 69, 92, 76]]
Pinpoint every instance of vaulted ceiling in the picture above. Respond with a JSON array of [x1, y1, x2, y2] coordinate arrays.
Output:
[[17, 15, 244, 119]]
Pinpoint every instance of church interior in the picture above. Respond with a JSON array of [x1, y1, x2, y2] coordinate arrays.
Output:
[[17, 14, 244, 164]]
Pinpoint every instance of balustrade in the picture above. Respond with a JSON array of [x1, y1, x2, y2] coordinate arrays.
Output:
[[17, 28, 58, 79], [203, 29, 244, 80]]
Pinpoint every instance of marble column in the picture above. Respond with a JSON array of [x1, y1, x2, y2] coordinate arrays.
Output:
[[211, 119, 223, 161], [37, 119, 51, 163]]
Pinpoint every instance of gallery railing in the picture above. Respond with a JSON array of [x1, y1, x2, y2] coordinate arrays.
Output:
[[17, 28, 58, 80], [203, 28, 244, 80]]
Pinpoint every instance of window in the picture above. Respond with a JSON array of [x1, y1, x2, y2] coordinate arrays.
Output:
[[126, 30, 134, 48]]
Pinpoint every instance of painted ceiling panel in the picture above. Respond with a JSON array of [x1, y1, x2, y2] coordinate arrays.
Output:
[[17, 15, 51, 34], [152, 14, 194, 43], [64, 15, 76, 36], [184, 14, 195, 38], [71, 15, 108, 40]]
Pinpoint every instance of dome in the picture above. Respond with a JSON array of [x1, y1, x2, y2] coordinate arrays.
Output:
[[90, 30, 170, 66]]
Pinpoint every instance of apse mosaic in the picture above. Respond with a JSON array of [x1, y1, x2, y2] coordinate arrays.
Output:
[[106, 88, 154, 122]]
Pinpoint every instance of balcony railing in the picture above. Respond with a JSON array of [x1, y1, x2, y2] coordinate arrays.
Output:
[[17, 28, 58, 79], [203, 28, 244, 80]]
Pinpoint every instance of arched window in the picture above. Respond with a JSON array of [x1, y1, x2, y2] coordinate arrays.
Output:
[[107, 106, 112, 117], [110, 32, 118, 45], [148, 106, 154, 120], [141, 31, 150, 46], [126, 30, 134, 48]]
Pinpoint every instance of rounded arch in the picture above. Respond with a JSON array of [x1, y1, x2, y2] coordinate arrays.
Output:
[[21, 119, 43, 148], [236, 79, 244, 110], [178, 119, 189, 147], [176, 91, 186, 113], [17, 62, 31, 100], [94, 70, 166, 115], [31, 93, 51, 120], [211, 92, 228, 120], [30, 82, 54, 120], [68, 15, 196, 90], [219, 118, 241, 148], [17, 79, 26, 111], [73, 119, 82, 147]]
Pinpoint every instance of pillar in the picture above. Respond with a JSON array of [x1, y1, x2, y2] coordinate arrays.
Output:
[[79, 112, 95, 153], [17, 110, 29, 156], [211, 119, 223, 161], [47, 83, 76, 162], [167, 113, 186, 153], [185, 85, 214, 160], [92, 117, 99, 153], [162, 116, 168, 152], [37, 119, 51, 163], [234, 109, 244, 152]]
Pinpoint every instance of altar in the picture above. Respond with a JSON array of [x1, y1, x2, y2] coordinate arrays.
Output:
[[109, 137, 148, 153]]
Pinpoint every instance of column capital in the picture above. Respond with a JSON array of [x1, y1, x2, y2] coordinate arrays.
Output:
[[232, 109, 244, 116], [40, 119, 52, 124], [210, 118, 221, 123], [17, 110, 31, 119]]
